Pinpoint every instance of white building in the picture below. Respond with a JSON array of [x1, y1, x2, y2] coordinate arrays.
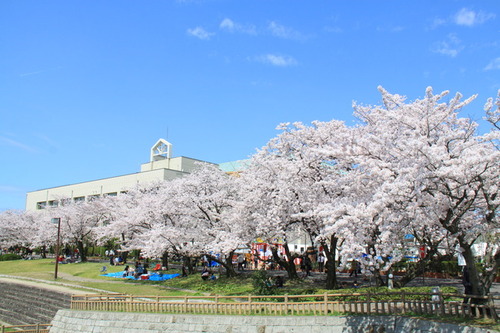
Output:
[[25, 139, 215, 211]]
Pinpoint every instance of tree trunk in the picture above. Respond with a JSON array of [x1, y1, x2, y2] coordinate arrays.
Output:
[[205, 251, 237, 277], [161, 251, 169, 271], [120, 251, 129, 264], [77, 240, 87, 262], [460, 241, 486, 298], [270, 243, 299, 280], [323, 235, 338, 290], [393, 247, 439, 288], [120, 233, 128, 263], [183, 255, 194, 274], [372, 267, 386, 287], [482, 250, 500, 295]]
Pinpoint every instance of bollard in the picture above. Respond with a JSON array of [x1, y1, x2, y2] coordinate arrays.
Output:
[[387, 274, 394, 290]]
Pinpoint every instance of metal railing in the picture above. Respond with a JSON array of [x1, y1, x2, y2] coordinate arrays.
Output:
[[71, 292, 498, 321]]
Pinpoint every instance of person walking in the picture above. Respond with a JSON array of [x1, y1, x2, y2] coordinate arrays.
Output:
[[317, 253, 325, 272]]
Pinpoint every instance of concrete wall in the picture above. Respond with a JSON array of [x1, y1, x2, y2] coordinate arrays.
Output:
[[49, 310, 494, 333]]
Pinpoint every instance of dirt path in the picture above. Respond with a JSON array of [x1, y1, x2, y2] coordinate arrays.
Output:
[[0, 274, 113, 294]]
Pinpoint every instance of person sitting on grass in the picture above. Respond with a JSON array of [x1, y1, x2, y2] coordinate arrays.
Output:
[[275, 275, 284, 288], [201, 267, 210, 281], [134, 264, 145, 279], [122, 265, 129, 278]]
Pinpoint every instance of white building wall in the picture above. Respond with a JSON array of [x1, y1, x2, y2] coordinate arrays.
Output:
[[25, 155, 212, 211], [140, 156, 208, 173]]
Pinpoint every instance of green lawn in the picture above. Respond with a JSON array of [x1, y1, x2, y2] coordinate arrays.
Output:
[[0, 258, 497, 330], [0, 258, 457, 297], [0, 259, 257, 296]]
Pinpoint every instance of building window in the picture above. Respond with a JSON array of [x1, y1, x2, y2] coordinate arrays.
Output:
[[36, 201, 47, 210], [48, 200, 59, 208], [74, 197, 85, 202], [88, 194, 100, 201], [60, 198, 71, 206], [104, 192, 117, 197]]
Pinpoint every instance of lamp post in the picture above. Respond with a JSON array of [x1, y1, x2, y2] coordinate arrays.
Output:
[[51, 218, 61, 279]]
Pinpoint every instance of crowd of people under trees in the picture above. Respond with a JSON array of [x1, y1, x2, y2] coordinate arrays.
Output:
[[0, 87, 498, 303]]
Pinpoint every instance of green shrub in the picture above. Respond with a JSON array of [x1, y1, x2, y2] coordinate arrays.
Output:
[[252, 270, 275, 295], [441, 261, 460, 276], [0, 254, 23, 261]]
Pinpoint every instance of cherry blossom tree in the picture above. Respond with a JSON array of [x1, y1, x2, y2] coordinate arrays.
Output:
[[101, 163, 247, 277], [350, 87, 500, 296], [49, 198, 112, 262], [160, 163, 245, 277], [0, 209, 53, 256], [95, 185, 164, 265], [241, 120, 362, 287], [0, 210, 32, 249], [485, 90, 500, 131], [237, 151, 303, 280]]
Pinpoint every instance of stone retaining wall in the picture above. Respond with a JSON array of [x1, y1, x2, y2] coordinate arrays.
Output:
[[0, 281, 71, 325], [49, 310, 495, 333]]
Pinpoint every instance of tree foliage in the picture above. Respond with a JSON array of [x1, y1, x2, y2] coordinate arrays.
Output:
[[1, 87, 498, 296]]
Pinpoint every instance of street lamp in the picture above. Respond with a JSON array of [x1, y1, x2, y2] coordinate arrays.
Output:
[[51, 218, 61, 279]]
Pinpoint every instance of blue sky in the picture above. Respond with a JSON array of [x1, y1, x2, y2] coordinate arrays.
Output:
[[1, 1, 499, 211]]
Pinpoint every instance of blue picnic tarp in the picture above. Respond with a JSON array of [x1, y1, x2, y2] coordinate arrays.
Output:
[[101, 271, 180, 281]]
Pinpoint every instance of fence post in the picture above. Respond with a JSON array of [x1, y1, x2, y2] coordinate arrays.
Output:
[[215, 295, 219, 314], [439, 291, 445, 316], [488, 294, 498, 321], [1, 325, 4, 333], [324, 292, 328, 315], [367, 292, 371, 315]]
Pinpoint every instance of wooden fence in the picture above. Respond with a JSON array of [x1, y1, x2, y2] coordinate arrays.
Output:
[[0, 324, 51, 333], [71, 292, 498, 321]]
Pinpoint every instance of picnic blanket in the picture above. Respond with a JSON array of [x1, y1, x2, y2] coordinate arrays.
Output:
[[101, 271, 180, 281]]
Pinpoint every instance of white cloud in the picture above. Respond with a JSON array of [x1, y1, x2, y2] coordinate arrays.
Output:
[[430, 17, 447, 29], [255, 54, 298, 67], [0, 136, 38, 153], [485, 57, 500, 71], [431, 33, 463, 57], [268, 21, 305, 40], [20, 66, 62, 77], [187, 27, 214, 40], [220, 18, 235, 31], [219, 18, 256, 35], [454, 8, 495, 26], [376, 25, 404, 33], [324, 26, 343, 34]]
